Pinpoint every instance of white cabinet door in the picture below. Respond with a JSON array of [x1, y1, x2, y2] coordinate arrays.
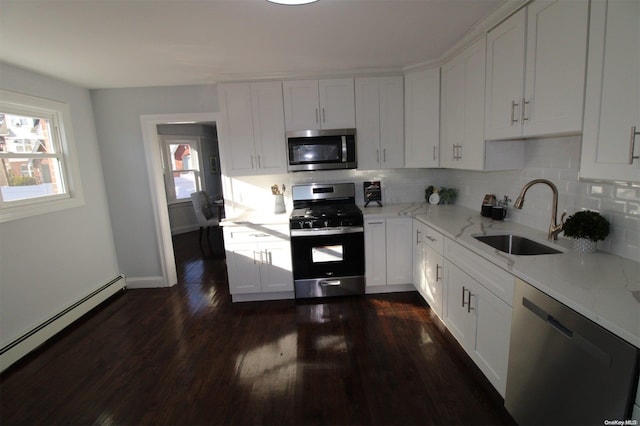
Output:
[[523, 0, 588, 136], [356, 76, 404, 170], [251, 82, 287, 174], [404, 68, 440, 168], [379, 76, 405, 169], [386, 218, 413, 285], [444, 260, 476, 350], [218, 83, 256, 175], [355, 77, 382, 170], [318, 78, 355, 129], [283, 80, 321, 131], [424, 245, 444, 317], [259, 241, 293, 293], [441, 37, 487, 170], [413, 220, 428, 296], [472, 281, 512, 397], [226, 244, 262, 294], [580, 0, 640, 182], [485, 8, 526, 141], [283, 79, 355, 131], [364, 219, 387, 287]]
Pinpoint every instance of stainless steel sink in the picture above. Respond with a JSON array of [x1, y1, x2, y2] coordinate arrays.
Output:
[[473, 234, 562, 255]]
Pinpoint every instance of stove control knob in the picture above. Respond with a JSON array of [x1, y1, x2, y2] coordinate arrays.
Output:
[[305, 220, 313, 229], [324, 220, 329, 228]]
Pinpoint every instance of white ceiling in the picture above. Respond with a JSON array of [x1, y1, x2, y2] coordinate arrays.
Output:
[[1, 0, 509, 89]]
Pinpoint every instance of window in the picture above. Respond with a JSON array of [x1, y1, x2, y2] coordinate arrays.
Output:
[[0, 90, 83, 222], [159, 135, 203, 203]]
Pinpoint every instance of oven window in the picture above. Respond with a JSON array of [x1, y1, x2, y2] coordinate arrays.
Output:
[[311, 245, 343, 263]]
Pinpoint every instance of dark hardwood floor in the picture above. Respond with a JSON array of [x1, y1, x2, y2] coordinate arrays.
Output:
[[1, 229, 515, 425]]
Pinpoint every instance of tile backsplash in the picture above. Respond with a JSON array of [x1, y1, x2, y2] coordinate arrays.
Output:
[[224, 135, 639, 262]]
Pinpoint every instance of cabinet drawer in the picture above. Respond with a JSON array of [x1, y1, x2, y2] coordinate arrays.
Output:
[[223, 225, 290, 243], [444, 238, 514, 306], [422, 224, 444, 253]]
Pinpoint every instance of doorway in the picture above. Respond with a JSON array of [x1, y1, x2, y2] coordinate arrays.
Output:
[[140, 112, 221, 287]]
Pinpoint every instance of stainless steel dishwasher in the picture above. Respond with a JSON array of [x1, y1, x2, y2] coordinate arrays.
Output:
[[505, 279, 639, 426]]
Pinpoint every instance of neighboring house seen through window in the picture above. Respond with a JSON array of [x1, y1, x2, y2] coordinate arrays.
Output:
[[0, 90, 84, 222]]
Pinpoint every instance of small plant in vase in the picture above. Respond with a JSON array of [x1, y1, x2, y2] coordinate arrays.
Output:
[[562, 210, 610, 253]]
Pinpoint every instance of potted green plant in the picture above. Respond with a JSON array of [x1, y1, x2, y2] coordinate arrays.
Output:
[[563, 210, 610, 253]]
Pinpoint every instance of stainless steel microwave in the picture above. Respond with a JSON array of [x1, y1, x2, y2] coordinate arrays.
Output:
[[287, 129, 357, 172]]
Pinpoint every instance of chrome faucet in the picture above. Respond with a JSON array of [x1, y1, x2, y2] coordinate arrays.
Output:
[[513, 179, 566, 240]]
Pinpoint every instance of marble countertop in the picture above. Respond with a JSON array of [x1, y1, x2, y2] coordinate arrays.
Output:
[[222, 203, 639, 347], [380, 203, 640, 348], [220, 210, 290, 226]]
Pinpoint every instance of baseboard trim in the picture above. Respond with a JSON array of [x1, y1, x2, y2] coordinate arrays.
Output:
[[125, 276, 168, 288], [0, 275, 126, 372]]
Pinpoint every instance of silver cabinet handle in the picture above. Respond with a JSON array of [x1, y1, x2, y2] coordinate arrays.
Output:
[[376, 149, 380, 163], [416, 229, 422, 245], [368, 221, 384, 225], [320, 280, 341, 287], [315, 108, 319, 123], [425, 235, 437, 242], [250, 155, 254, 169], [433, 145, 437, 161], [522, 98, 531, 122], [467, 290, 474, 313], [322, 107, 326, 123], [383, 149, 386, 162], [435, 264, 442, 282], [511, 100, 520, 125], [253, 251, 258, 265], [462, 286, 467, 307], [630, 126, 640, 164], [257, 155, 261, 169]]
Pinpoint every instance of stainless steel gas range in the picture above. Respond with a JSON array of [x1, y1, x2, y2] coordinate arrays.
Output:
[[289, 183, 365, 299]]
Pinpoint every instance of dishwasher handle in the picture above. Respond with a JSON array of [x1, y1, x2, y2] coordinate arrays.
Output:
[[523, 297, 573, 338]]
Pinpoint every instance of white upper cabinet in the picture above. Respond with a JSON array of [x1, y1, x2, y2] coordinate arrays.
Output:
[[218, 82, 287, 176], [355, 76, 404, 170], [580, 0, 640, 183], [283, 78, 355, 131], [485, 1, 589, 140], [251, 82, 288, 173], [523, 0, 588, 136], [404, 67, 440, 168], [440, 37, 488, 170], [485, 8, 527, 141]]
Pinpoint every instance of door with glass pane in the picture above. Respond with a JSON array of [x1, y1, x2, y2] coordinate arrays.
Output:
[[159, 136, 203, 203]]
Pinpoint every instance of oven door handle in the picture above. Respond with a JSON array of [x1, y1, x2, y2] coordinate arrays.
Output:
[[319, 280, 342, 287], [290, 227, 364, 237]]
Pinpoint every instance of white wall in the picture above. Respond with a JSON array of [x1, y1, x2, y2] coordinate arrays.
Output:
[[0, 63, 120, 347], [90, 86, 218, 282], [227, 136, 639, 262], [447, 136, 640, 261]]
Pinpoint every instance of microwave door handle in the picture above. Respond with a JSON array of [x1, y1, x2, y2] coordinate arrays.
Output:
[[342, 136, 347, 162]]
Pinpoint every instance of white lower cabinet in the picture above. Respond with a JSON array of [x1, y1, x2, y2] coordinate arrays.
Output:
[[223, 225, 293, 299], [444, 259, 512, 397], [413, 220, 445, 317], [443, 238, 514, 397], [365, 217, 413, 288]]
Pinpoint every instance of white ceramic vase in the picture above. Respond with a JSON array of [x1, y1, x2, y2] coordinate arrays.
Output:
[[572, 237, 597, 254]]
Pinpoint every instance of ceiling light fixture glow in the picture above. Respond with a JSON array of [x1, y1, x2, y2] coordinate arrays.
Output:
[[267, 0, 318, 5]]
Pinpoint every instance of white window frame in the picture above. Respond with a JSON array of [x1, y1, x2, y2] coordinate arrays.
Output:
[[0, 90, 84, 222], [159, 135, 204, 204]]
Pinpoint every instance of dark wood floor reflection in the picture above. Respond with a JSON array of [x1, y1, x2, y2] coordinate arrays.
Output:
[[1, 230, 515, 425]]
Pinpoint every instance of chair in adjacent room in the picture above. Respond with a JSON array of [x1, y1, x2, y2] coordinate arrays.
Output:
[[190, 191, 222, 256]]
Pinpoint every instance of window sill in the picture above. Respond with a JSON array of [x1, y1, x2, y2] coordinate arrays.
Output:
[[0, 195, 85, 223]]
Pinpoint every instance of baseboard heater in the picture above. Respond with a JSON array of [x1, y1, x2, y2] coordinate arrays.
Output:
[[0, 274, 126, 372]]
